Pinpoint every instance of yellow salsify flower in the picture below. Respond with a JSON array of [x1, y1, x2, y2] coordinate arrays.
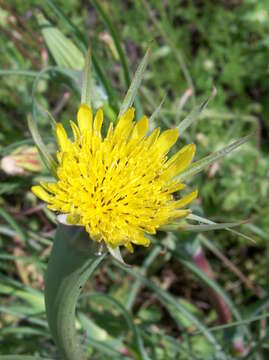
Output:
[[32, 104, 197, 252]]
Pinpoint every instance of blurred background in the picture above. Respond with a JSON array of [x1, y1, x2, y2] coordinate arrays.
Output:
[[0, 1, 269, 359]]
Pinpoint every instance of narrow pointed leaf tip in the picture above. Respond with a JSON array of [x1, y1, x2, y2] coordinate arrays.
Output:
[[107, 246, 130, 267], [57, 214, 71, 225], [177, 86, 217, 135], [177, 134, 252, 182], [81, 48, 92, 107], [119, 42, 153, 117], [187, 213, 256, 243]]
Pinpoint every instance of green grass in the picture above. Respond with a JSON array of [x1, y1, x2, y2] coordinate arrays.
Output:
[[0, 1, 269, 359]]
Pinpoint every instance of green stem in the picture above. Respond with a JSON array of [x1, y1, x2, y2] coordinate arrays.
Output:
[[45, 224, 105, 360]]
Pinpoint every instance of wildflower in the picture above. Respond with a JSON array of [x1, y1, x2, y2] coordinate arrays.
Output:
[[1, 146, 42, 175], [32, 104, 197, 252]]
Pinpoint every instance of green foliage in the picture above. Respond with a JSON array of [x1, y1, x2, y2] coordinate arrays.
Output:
[[0, 0, 269, 359]]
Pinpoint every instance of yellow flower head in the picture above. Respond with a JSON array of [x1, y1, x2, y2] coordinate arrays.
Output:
[[32, 104, 197, 252]]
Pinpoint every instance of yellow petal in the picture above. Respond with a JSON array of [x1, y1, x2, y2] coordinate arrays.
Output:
[[163, 144, 196, 180], [40, 181, 58, 194], [155, 128, 178, 155], [146, 127, 160, 148], [125, 242, 134, 253], [106, 122, 114, 140], [114, 107, 135, 139], [174, 190, 198, 209], [56, 123, 69, 152], [131, 232, 150, 246], [32, 185, 53, 203], [172, 209, 191, 220], [131, 116, 148, 140], [93, 108, 103, 136], [77, 103, 92, 133], [67, 212, 81, 225], [70, 120, 80, 141], [164, 182, 185, 194]]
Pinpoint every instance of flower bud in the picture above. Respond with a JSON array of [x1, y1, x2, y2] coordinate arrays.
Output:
[[1, 146, 42, 175]]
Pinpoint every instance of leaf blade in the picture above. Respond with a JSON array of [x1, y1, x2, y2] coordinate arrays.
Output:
[[119, 43, 152, 117], [81, 48, 92, 107]]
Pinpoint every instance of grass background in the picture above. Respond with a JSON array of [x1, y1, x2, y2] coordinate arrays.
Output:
[[0, 0, 269, 359]]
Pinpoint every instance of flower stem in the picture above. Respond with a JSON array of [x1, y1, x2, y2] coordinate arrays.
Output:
[[45, 224, 105, 359]]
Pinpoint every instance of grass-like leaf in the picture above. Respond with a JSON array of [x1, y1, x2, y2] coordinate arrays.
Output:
[[81, 48, 92, 107], [87, 293, 150, 359], [188, 214, 256, 243], [37, 12, 84, 70], [41, 1, 119, 113], [0, 70, 45, 78], [0, 207, 27, 242], [117, 262, 227, 356]]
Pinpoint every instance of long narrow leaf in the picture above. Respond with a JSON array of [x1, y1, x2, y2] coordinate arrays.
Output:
[[37, 13, 84, 70], [125, 246, 162, 311], [42, 1, 119, 113], [88, 293, 150, 360], [81, 48, 92, 106], [188, 214, 256, 243], [162, 220, 247, 232], [0, 207, 27, 242], [0, 356, 51, 360], [0, 69, 45, 78]]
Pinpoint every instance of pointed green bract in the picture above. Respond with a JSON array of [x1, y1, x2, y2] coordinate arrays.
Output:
[[107, 246, 129, 267], [188, 214, 256, 243], [119, 43, 153, 117], [162, 218, 247, 232], [27, 114, 57, 177], [177, 135, 252, 182], [177, 88, 215, 134], [149, 96, 165, 124]]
